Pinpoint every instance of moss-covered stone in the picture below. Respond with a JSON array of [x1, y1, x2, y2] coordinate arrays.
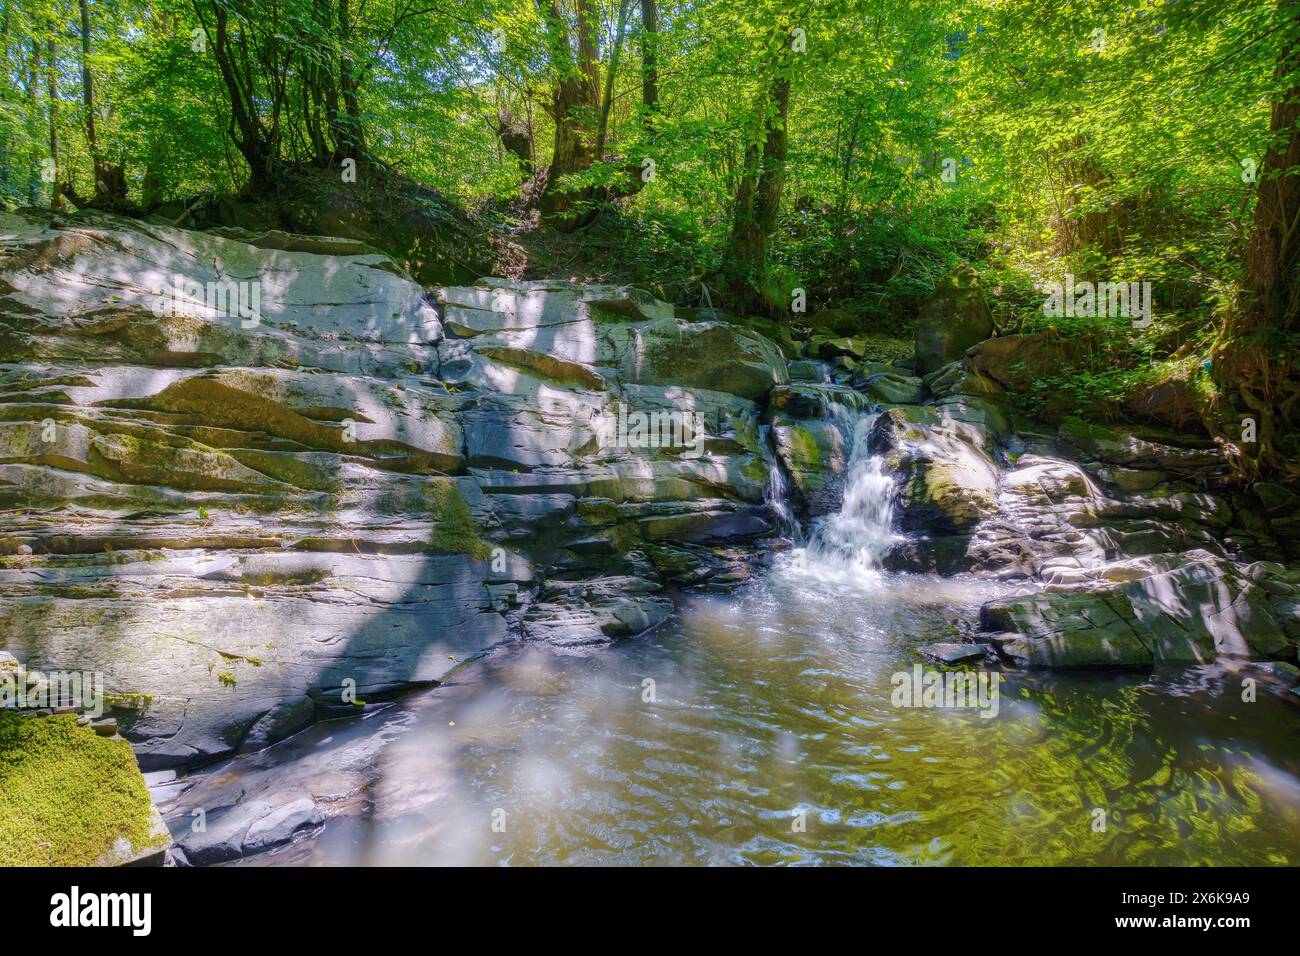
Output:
[[784, 424, 824, 472], [915, 264, 994, 374], [0, 712, 164, 866], [429, 481, 492, 558], [610, 521, 643, 554]]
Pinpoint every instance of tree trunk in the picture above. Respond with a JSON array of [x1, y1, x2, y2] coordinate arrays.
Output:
[[640, 0, 658, 137], [77, 0, 108, 204], [26, 39, 42, 205], [595, 0, 633, 163], [204, 3, 277, 191], [1244, 0, 1300, 331], [1217, 0, 1300, 478], [724, 70, 791, 312], [334, 0, 366, 159], [539, 0, 601, 221], [46, 35, 63, 211]]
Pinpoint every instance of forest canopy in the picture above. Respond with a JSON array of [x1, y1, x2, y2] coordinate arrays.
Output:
[[1, 0, 1298, 473]]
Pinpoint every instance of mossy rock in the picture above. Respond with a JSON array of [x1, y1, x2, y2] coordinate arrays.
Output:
[[620, 319, 790, 400], [429, 481, 492, 559], [914, 264, 994, 374], [771, 420, 849, 515], [202, 165, 494, 287], [897, 459, 998, 531], [0, 712, 165, 866]]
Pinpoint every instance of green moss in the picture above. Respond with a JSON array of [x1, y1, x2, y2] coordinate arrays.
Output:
[[785, 425, 823, 471], [610, 521, 642, 554], [0, 712, 163, 866], [576, 497, 619, 526], [853, 332, 914, 364], [104, 692, 154, 711], [217, 650, 262, 667], [227, 449, 341, 492], [216, 670, 237, 687], [116, 377, 344, 452], [641, 542, 698, 576], [740, 455, 769, 487], [429, 481, 492, 559]]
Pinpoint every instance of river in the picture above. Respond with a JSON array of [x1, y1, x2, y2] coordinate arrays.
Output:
[[167, 410, 1300, 866]]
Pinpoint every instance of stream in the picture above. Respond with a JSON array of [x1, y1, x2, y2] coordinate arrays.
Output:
[[167, 412, 1300, 866]]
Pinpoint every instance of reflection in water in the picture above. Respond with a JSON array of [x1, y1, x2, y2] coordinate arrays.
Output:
[[188, 411, 1300, 866], [209, 564, 1300, 867]]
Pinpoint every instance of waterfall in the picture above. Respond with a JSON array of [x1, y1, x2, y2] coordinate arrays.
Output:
[[765, 439, 801, 541], [780, 409, 899, 580]]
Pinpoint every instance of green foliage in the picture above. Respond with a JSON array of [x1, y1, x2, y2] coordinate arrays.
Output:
[[0, 0, 1293, 432]]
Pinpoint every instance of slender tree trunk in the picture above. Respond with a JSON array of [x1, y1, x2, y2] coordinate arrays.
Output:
[[26, 39, 41, 204], [594, 0, 632, 164], [205, 3, 276, 190], [77, 0, 101, 194], [640, 0, 658, 137], [76, 0, 127, 207], [335, 0, 366, 159], [46, 36, 63, 211]]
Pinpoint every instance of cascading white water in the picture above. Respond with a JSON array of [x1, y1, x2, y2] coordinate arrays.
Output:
[[764, 429, 802, 541], [807, 412, 897, 567], [777, 408, 899, 582]]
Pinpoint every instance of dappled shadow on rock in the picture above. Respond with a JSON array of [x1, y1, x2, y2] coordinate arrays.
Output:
[[0, 212, 788, 778]]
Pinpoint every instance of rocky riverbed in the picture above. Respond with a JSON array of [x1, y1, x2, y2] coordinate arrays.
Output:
[[1, 208, 1297, 863]]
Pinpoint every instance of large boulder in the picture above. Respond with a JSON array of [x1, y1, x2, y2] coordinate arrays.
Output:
[[768, 384, 873, 517], [1123, 377, 1203, 430], [869, 406, 999, 533], [197, 165, 494, 287], [966, 332, 1084, 391], [770, 419, 852, 517], [914, 264, 994, 374], [615, 318, 789, 400], [1058, 418, 1223, 477]]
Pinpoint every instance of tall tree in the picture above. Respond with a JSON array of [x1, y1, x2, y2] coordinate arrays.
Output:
[[1244, 0, 1300, 330], [594, 0, 632, 164], [639, 0, 657, 136], [1220, 0, 1300, 475], [76, 0, 126, 206], [538, 0, 601, 220], [724, 41, 793, 312], [45, 33, 62, 211]]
